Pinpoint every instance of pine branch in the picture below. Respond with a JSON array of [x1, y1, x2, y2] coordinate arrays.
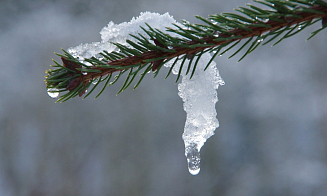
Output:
[[45, 0, 327, 102]]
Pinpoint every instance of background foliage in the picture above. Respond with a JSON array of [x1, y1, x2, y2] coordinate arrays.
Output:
[[1, 0, 327, 195]]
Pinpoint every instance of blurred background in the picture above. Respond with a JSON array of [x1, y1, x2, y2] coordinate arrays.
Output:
[[1, 0, 327, 195]]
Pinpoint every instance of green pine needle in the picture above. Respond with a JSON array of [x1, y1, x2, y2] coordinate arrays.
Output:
[[45, 0, 327, 102]]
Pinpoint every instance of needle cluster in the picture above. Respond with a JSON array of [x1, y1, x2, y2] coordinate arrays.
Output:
[[45, 0, 327, 102]]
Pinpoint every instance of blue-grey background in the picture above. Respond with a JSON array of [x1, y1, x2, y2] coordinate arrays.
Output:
[[1, 0, 327, 195]]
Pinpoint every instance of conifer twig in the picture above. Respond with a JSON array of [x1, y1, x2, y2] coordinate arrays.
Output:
[[83, 5, 327, 79], [45, 1, 327, 102]]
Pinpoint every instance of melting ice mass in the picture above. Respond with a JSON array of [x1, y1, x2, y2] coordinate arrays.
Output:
[[66, 12, 224, 175]]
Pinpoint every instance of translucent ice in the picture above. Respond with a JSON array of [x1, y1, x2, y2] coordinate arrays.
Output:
[[65, 12, 224, 175], [185, 143, 201, 175], [165, 48, 224, 175]]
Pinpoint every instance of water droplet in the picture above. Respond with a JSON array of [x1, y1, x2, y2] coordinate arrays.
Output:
[[47, 88, 59, 99], [257, 38, 264, 43], [183, 20, 190, 26], [81, 61, 92, 67], [284, 15, 294, 23], [297, 25, 302, 30], [255, 16, 269, 23], [210, 19, 218, 25], [82, 71, 87, 75], [185, 144, 201, 175], [92, 78, 99, 84], [218, 78, 225, 86], [77, 56, 85, 61]]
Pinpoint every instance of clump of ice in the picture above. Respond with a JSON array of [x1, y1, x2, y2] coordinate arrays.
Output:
[[66, 12, 224, 175]]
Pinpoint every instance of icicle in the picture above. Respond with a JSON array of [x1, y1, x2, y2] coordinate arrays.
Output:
[[169, 51, 224, 175]]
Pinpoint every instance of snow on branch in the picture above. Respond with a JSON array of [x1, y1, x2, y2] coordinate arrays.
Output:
[[60, 12, 225, 175], [44, 0, 327, 175]]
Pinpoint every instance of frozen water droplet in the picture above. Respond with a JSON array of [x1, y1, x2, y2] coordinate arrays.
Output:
[[47, 88, 59, 99], [82, 71, 87, 75], [185, 144, 201, 175]]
